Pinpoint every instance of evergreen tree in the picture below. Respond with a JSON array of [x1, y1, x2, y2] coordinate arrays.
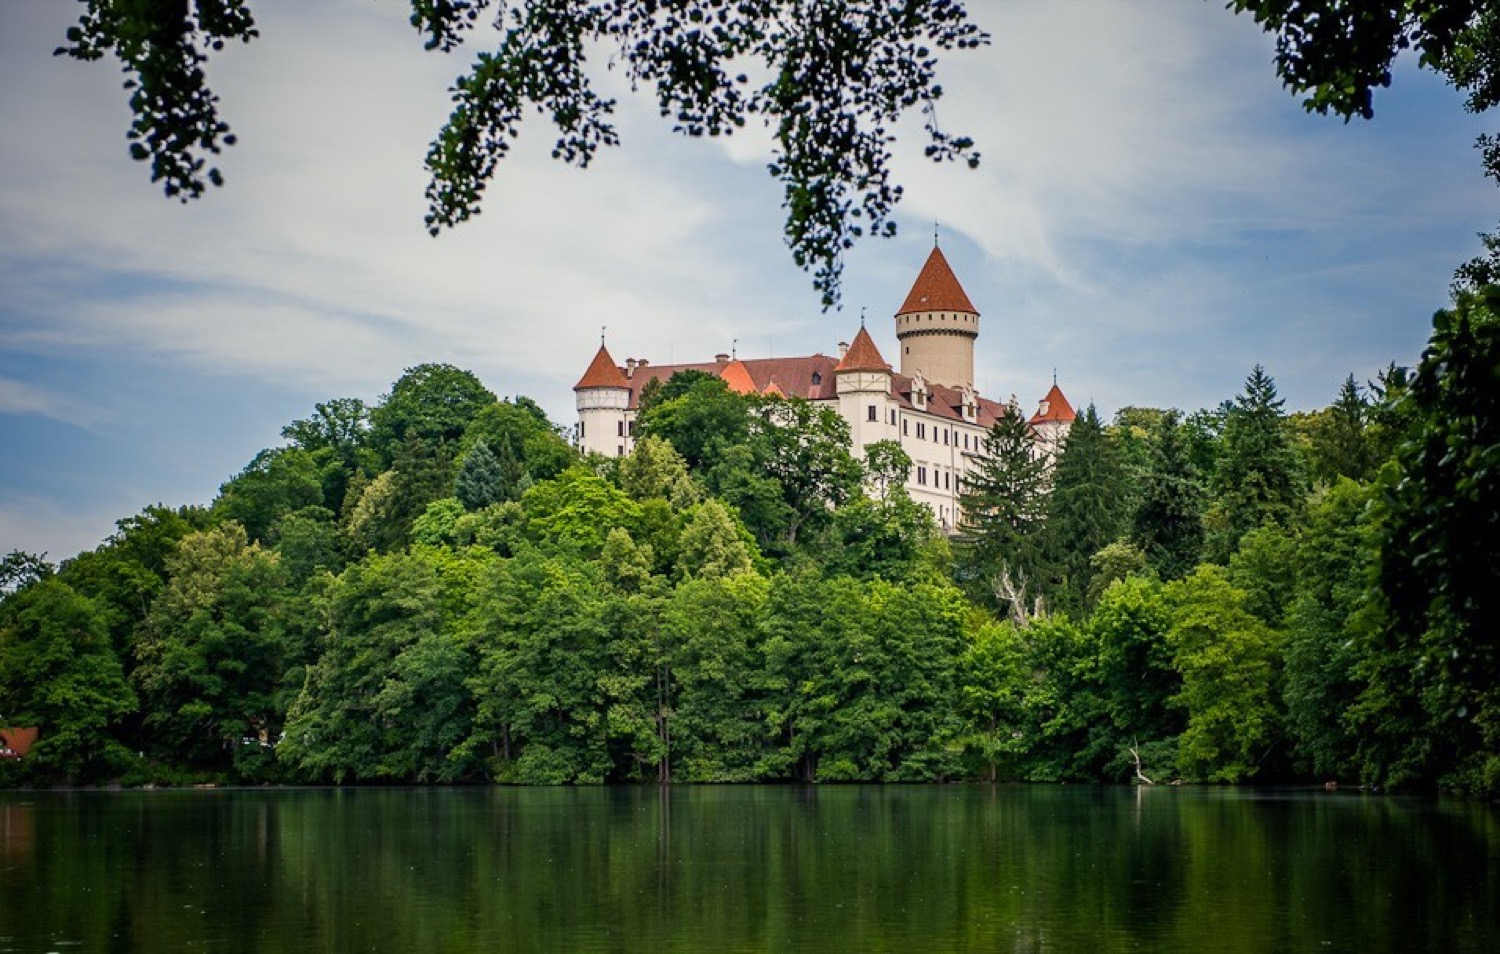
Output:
[[1309, 374, 1376, 484], [1045, 403, 1129, 613], [455, 440, 505, 511], [1205, 366, 1303, 562], [1131, 410, 1204, 579], [957, 407, 1051, 620]]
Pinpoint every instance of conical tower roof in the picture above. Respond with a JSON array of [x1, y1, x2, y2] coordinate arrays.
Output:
[[835, 326, 891, 373], [896, 246, 978, 316], [574, 344, 629, 390], [1029, 383, 1076, 424]]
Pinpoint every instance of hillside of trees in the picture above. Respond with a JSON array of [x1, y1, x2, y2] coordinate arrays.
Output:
[[3, 290, 1495, 796]]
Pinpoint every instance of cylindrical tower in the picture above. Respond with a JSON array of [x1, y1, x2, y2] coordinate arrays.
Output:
[[894, 245, 979, 388]]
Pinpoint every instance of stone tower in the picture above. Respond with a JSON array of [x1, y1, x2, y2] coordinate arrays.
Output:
[[894, 244, 979, 388], [573, 343, 631, 457]]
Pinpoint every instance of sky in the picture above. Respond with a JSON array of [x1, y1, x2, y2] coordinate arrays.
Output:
[[1, 0, 1495, 563]]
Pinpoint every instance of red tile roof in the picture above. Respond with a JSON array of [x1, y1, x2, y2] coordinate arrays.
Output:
[[835, 326, 891, 373], [622, 355, 840, 408], [897, 246, 978, 316], [720, 360, 758, 394], [1028, 384, 1076, 424], [574, 345, 630, 390]]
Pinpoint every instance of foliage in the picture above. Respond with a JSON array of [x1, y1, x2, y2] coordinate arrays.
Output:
[[1130, 410, 1204, 579], [0, 578, 135, 782], [956, 408, 1051, 618], [1354, 288, 1500, 796], [1045, 404, 1130, 613], [1205, 366, 1304, 562], [1165, 567, 1284, 783], [61, 0, 986, 307], [454, 440, 506, 511], [369, 364, 496, 462]]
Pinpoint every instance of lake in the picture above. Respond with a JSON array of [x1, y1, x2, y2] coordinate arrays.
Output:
[[1, 785, 1494, 952]]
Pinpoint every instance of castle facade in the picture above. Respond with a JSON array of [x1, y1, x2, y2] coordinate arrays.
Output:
[[574, 246, 1075, 531]]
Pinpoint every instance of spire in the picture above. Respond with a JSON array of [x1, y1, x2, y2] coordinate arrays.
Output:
[[574, 344, 630, 390], [896, 245, 978, 316], [835, 325, 891, 373], [1029, 382, 1077, 424]]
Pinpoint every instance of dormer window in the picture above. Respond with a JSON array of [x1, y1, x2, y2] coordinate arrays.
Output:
[[811, 371, 822, 386]]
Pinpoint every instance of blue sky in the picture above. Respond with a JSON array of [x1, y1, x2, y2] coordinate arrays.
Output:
[[1, 1, 1494, 562]]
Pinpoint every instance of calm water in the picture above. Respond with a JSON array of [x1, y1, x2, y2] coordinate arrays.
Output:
[[0, 785, 1494, 953]]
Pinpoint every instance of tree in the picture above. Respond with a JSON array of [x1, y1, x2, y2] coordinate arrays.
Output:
[[368, 364, 496, 463], [1307, 375, 1377, 484], [1130, 410, 1204, 579], [134, 523, 289, 770], [745, 396, 864, 549], [1353, 287, 1500, 796], [0, 551, 53, 594], [0, 578, 136, 782], [677, 499, 756, 580], [956, 407, 1051, 620], [455, 440, 506, 511], [1205, 366, 1303, 562], [617, 435, 701, 509], [1045, 403, 1130, 613], [1165, 566, 1284, 783], [58, 0, 986, 307]]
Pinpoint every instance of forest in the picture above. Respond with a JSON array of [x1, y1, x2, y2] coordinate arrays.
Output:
[[2, 288, 1495, 797]]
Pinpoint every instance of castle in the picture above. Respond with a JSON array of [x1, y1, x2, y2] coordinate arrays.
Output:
[[574, 245, 1075, 531]]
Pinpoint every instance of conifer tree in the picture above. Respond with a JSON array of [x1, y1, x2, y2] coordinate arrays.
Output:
[[1205, 365, 1303, 562], [1131, 410, 1205, 579], [958, 406, 1051, 620], [455, 440, 505, 511], [1045, 404, 1129, 612], [1309, 374, 1376, 484]]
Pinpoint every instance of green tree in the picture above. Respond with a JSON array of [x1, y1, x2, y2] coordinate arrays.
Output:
[[59, 0, 986, 307], [369, 364, 496, 463], [1205, 366, 1303, 562], [0, 578, 136, 782], [957, 408, 1051, 620], [677, 499, 757, 580], [636, 375, 752, 472], [746, 396, 864, 549], [955, 621, 1029, 781], [1046, 403, 1130, 613], [463, 398, 574, 482], [1283, 478, 1377, 781], [1165, 566, 1284, 783], [1308, 375, 1377, 484], [520, 466, 643, 557], [1090, 575, 1181, 780], [455, 440, 505, 511], [1130, 410, 1205, 579], [213, 447, 325, 543], [134, 523, 289, 770], [281, 545, 492, 782], [617, 434, 701, 509], [1353, 287, 1500, 796]]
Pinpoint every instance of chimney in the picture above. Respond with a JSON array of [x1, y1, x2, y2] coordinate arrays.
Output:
[[637, 358, 649, 368], [715, 353, 730, 365], [625, 358, 637, 378], [837, 341, 849, 358]]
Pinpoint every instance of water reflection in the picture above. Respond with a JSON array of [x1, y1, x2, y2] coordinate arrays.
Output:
[[0, 786, 1493, 953]]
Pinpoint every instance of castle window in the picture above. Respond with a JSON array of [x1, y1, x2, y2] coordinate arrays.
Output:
[[579, 421, 585, 438], [944, 471, 950, 490], [903, 419, 909, 436], [628, 420, 636, 436], [812, 371, 822, 386], [889, 409, 896, 424], [943, 429, 949, 445], [867, 405, 877, 422], [617, 445, 625, 457], [917, 422, 925, 439], [617, 421, 625, 437], [917, 466, 927, 485]]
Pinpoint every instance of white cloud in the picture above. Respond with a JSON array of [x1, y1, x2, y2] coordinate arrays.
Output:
[[0, 377, 101, 428]]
